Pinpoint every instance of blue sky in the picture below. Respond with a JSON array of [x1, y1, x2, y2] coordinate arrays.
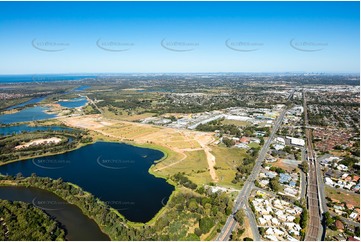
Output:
[[0, 1, 359, 74]]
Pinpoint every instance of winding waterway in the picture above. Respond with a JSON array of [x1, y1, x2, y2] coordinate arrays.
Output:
[[0, 186, 110, 241], [0, 106, 56, 124], [0, 124, 74, 135]]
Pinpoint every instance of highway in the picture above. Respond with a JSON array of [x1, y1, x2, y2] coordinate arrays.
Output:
[[85, 95, 103, 114], [216, 89, 295, 241], [303, 90, 324, 241]]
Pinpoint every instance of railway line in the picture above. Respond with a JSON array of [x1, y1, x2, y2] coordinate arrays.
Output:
[[304, 91, 323, 241]]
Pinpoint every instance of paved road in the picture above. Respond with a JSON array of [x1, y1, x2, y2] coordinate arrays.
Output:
[[253, 187, 277, 197], [329, 211, 360, 227], [85, 95, 103, 114], [216, 90, 295, 241], [300, 170, 306, 200], [244, 202, 261, 241]]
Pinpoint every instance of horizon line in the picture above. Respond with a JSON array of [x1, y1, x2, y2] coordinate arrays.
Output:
[[0, 72, 360, 76]]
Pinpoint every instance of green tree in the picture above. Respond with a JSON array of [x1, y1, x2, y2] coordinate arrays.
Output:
[[270, 177, 281, 192], [243, 237, 253, 241], [300, 160, 309, 173], [260, 138, 264, 145], [199, 217, 214, 234], [188, 199, 198, 212], [234, 209, 245, 226]]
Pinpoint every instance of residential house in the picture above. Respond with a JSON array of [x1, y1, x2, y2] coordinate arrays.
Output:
[[335, 220, 344, 232]]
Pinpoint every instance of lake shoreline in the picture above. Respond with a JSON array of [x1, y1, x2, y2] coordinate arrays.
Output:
[[0, 179, 111, 240], [0, 139, 175, 221], [0, 121, 179, 233]]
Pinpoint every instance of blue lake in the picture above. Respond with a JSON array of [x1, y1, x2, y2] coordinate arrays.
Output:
[[137, 89, 174, 93], [58, 97, 88, 108], [0, 124, 74, 136], [72, 85, 90, 92], [0, 75, 97, 83], [0, 106, 56, 124], [64, 85, 91, 94], [0, 186, 109, 241], [5, 96, 46, 110], [0, 142, 174, 223]]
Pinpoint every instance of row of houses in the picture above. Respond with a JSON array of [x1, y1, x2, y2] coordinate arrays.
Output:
[[252, 195, 303, 241], [324, 165, 360, 192], [329, 201, 361, 222], [259, 167, 300, 197]]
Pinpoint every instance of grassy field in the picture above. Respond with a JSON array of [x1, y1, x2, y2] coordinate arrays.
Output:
[[61, 115, 248, 188], [0, 97, 32, 110], [210, 146, 247, 188], [101, 123, 159, 139], [28, 119, 68, 127], [102, 107, 155, 121], [239, 216, 254, 240], [325, 228, 346, 241], [153, 150, 212, 185], [325, 185, 360, 207], [221, 119, 251, 127], [248, 142, 260, 149], [269, 159, 298, 173]]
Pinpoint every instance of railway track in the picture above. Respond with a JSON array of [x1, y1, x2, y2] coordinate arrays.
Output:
[[304, 91, 322, 241]]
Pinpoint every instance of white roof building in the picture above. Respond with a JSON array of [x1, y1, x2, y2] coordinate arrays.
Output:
[[337, 164, 349, 171], [258, 217, 267, 225], [350, 212, 358, 220], [284, 187, 298, 196], [275, 210, 284, 217], [259, 172, 267, 178], [225, 115, 252, 121], [255, 206, 263, 213], [345, 182, 356, 190], [294, 206, 303, 215], [265, 235, 278, 241], [278, 214, 287, 222], [260, 179, 270, 187], [280, 200, 291, 206], [284, 222, 296, 229], [289, 229, 300, 236], [274, 144, 285, 151], [264, 200, 271, 206], [272, 217, 280, 226], [342, 173, 350, 179], [294, 224, 302, 231], [286, 235, 300, 241], [266, 206, 273, 214], [325, 177, 334, 186], [286, 136, 305, 147], [265, 228, 274, 235], [273, 200, 284, 210], [334, 209, 346, 216], [235, 143, 250, 149], [274, 228, 284, 235], [275, 137, 286, 144]]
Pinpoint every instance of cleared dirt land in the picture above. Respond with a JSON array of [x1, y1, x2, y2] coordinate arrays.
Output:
[[15, 137, 62, 150], [60, 114, 220, 184], [325, 185, 360, 207]]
